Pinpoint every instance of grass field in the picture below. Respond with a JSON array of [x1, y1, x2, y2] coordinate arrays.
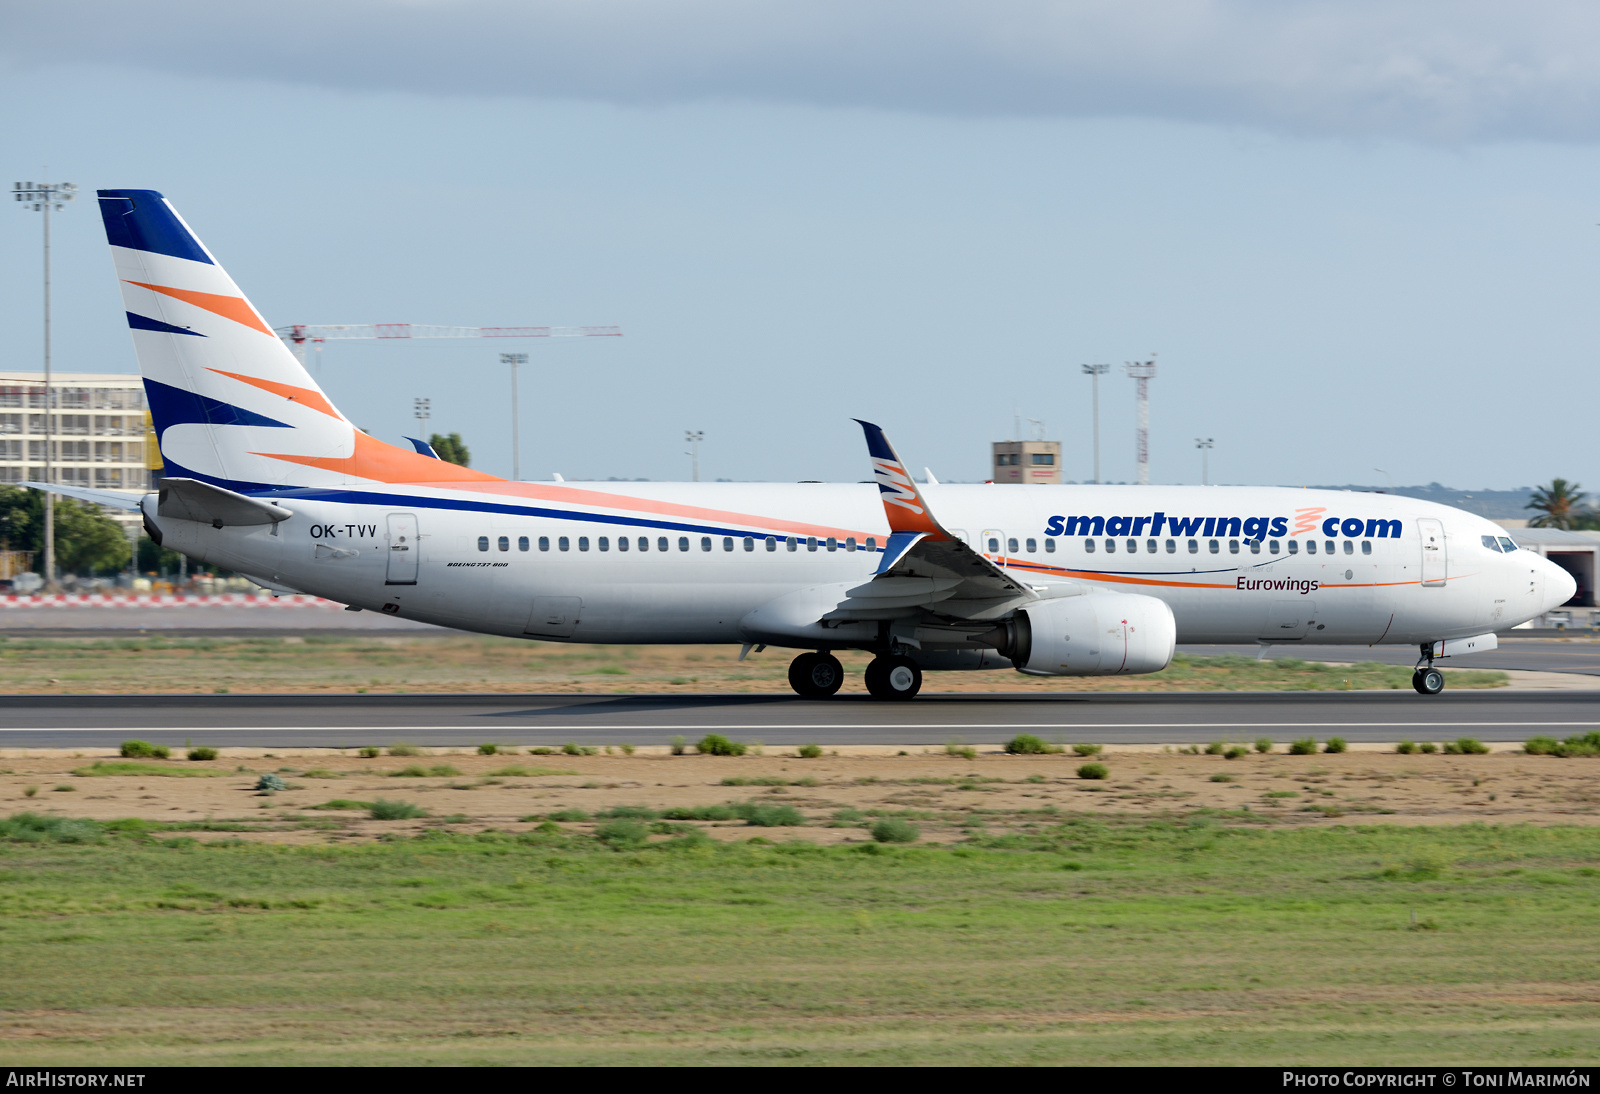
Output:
[[0, 634, 1509, 694], [1, 817, 1598, 1064]]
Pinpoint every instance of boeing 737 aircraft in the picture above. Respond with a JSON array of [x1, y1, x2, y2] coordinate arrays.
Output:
[[25, 190, 1575, 700]]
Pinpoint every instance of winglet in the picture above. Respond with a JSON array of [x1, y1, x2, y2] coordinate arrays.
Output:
[[405, 437, 441, 459], [853, 420, 946, 538]]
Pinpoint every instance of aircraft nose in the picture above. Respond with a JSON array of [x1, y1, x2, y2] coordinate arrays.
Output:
[[1542, 556, 1577, 613]]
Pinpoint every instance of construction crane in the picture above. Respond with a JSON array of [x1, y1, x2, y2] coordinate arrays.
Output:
[[274, 323, 622, 368]]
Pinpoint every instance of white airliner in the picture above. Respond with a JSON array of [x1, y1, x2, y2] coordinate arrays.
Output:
[[26, 190, 1575, 700]]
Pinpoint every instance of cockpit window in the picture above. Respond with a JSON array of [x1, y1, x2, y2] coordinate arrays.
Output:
[[1498, 537, 1518, 553], [1481, 535, 1502, 552]]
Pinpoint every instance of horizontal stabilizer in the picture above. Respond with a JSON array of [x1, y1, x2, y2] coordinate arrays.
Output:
[[157, 477, 292, 527], [19, 482, 144, 512]]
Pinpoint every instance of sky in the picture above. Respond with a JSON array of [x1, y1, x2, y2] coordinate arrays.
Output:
[[1, 1, 1597, 489]]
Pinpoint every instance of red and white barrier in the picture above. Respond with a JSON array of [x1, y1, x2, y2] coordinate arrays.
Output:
[[0, 593, 343, 608]]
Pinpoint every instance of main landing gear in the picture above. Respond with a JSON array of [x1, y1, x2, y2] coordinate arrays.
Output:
[[788, 652, 844, 698], [1413, 643, 1445, 695], [864, 655, 922, 701], [785, 651, 924, 700]]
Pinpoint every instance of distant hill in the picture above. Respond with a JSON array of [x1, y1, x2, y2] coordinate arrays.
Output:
[[1307, 483, 1535, 520]]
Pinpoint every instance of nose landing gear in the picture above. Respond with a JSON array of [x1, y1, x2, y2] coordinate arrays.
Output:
[[788, 652, 844, 698], [1413, 643, 1445, 695]]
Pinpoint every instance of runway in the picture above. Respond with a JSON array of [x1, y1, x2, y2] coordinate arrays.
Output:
[[1186, 637, 1600, 677], [0, 690, 1595, 749]]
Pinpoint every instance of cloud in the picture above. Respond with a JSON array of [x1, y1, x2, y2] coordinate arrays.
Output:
[[7, 0, 1600, 141]]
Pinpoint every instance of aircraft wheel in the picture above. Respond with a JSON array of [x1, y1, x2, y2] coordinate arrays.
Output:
[[1412, 667, 1444, 695], [789, 652, 844, 698], [864, 655, 922, 701]]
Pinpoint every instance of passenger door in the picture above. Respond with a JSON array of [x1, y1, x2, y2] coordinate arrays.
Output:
[[384, 512, 419, 585], [524, 596, 583, 638], [1418, 518, 1447, 588], [981, 528, 1006, 564]]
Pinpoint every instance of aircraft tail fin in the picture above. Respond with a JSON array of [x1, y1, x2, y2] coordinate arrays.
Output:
[[97, 190, 497, 492]]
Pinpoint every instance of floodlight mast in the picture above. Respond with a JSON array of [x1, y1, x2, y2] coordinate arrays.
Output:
[[13, 180, 76, 592], [501, 353, 528, 481], [1195, 437, 1214, 486], [685, 430, 704, 482], [1124, 358, 1157, 486], [1080, 364, 1110, 484]]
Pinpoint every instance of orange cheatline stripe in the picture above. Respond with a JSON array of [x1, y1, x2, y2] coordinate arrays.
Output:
[[434, 479, 875, 541], [125, 281, 274, 337], [207, 369, 341, 419], [256, 430, 502, 484]]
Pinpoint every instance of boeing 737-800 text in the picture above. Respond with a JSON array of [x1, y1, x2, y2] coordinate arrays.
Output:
[[24, 190, 1575, 700]]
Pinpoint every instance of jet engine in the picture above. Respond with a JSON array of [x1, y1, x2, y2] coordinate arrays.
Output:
[[981, 592, 1176, 676]]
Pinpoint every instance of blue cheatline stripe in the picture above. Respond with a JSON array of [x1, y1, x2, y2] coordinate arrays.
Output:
[[127, 311, 204, 337], [145, 377, 292, 440], [249, 486, 885, 551], [97, 190, 214, 265]]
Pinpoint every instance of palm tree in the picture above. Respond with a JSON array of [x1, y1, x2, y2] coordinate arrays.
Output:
[[1527, 478, 1593, 529]]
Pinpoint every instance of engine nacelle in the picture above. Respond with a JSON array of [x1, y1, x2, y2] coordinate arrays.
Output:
[[983, 592, 1176, 676]]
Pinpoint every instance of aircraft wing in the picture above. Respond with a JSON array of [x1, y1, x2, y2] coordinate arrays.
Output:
[[834, 420, 1041, 621], [20, 481, 145, 511]]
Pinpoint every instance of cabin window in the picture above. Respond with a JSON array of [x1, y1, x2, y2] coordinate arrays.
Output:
[[1187, 539, 1199, 554], [1045, 538, 1056, 553], [846, 537, 857, 552], [600, 537, 612, 552], [766, 536, 777, 551], [1362, 541, 1372, 555], [1084, 538, 1096, 553], [743, 537, 755, 552], [1287, 540, 1299, 555], [641, 537, 652, 552], [723, 537, 734, 552], [1025, 538, 1037, 553], [477, 536, 489, 552], [1249, 539, 1260, 554], [1007, 538, 1019, 554], [558, 536, 570, 552], [659, 537, 669, 552], [1306, 540, 1317, 555], [987, 537, 1000, 553], [518, 536, 529, 552], [1228, 539, 1239, 554], [1166, 539, 1177, 553], [865, 537, 876, 552], [1209, 539, 1220, 554], [1325, 541, 1335, 555], [701, 537, 712, 552], [1343, 540, 1354, 555], [1104, 539, 1116, 553], [1146, 538, 1157, 553], [1269, 540, 1279, 555], [827, 537, 838, 552], [787, 537, 797, 552], [679, 537, 689, 551], [538, 536, 550, 552], [578, 537, 590, 552], [617, 536, 629, 552], [498, 536, 510, 552], [808, 537, 818, 552]]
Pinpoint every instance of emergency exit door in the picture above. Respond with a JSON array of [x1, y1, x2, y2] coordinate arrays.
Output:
[[1418, 518, 1447, 588], [385, 512, 419, 585]]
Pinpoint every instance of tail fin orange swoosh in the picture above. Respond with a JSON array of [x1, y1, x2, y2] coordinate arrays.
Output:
[[853, 419, 947, 538]]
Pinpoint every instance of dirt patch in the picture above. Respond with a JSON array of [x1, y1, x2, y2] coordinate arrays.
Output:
[[3, 746, 1593, 843]]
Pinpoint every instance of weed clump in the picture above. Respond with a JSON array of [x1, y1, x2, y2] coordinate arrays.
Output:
[[477, 743, 499, 756], [1224, 746, 1249, 760], [796, 743, 823, 759], [1420, 742, 1438, 754], [23, 785, 38, 798], [562, 742, 599, 756], [1255, 738, 1274, 754], [1444, 738, 1489, 755], [1077, 762, 1109, 780], [547, 809, 591, 822], [1324, 737, 1348, 754], [945, 741, 977, 760], [255, 773, 287, 792], [870, 817, 919, 843], [697, 734, 747, 757], [670, 736, 687, 756], [1005, 734, 1061, 755], [120, 740, 169, 760], [1289, 738, 1318, 756], [187, 746, 218, 762], [735, 802, 804, 827], [661, 804, 737, 821], [1210, 773, 1234, 783], [369, 799, 427, 820], [594, 819, 649, 848], [1396, 740, 1418, 754], [1071, 743, 1102, 757], [357, 746, 380, 759], [1205, 741, 1227, 756], [308, 799, 372, 811], [0, 813, 101, 844], [387, 743, 421, 757], [1526, 732, 1600, 757], [597, 805, 658, 820]]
